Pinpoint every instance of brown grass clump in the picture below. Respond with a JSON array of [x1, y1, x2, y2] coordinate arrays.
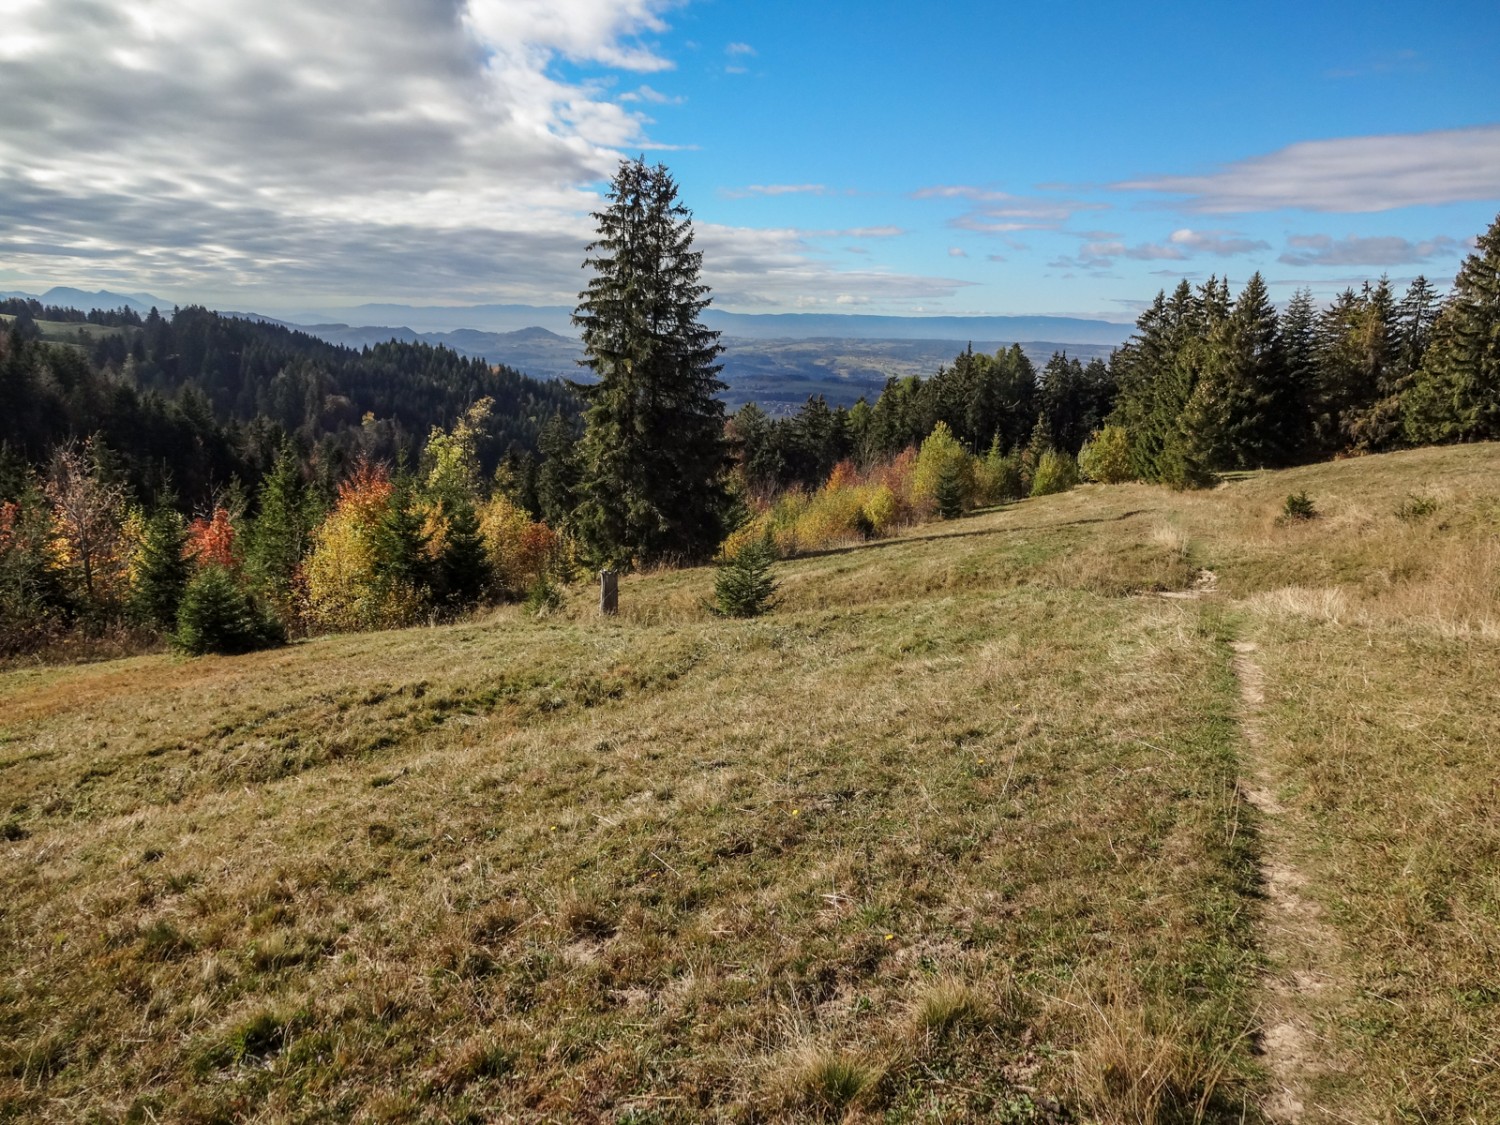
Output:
[[773, 1044, 886, 1118], [910, 978, 995, 1041], [1055, 983, 1246, 1125]]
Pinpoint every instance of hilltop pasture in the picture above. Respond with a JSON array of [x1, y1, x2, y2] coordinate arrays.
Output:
[[2, 444, 1498, 1123]]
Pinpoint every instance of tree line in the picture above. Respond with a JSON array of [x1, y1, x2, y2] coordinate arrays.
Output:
[[723, 211, 1497, 500]]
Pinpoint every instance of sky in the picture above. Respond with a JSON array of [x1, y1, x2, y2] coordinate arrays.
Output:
[[2, 0, 1498, 322]]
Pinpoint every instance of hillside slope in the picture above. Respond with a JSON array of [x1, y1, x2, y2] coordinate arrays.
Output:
[[2, 445, 1498, 1122]]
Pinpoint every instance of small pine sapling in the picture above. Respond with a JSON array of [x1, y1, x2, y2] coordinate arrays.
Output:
[[712, 537, 778, 618], [1282, 491, 1316, 521], [934, 458, 966, 519], [174, 565, 284, 655]]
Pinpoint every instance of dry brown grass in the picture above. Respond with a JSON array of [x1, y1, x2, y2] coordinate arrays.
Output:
[[3, 441, 1498, 1122]]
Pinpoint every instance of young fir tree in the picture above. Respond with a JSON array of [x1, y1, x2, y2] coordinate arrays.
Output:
[[572, 158, 730, 567], [1404, 213, 1500, 444], [370, 470, 431, 615], [174, 565, 283, 655], [130, 506, 191, 631], [244, 444, 316, 612], [712, 537, 778, 618], [934, 457, 966, 519], [535, 411, 580, 529], [436, 499, 489, 608]]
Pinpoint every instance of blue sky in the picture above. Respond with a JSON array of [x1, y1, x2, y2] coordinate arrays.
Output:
[[2, 0, 1497, 320]]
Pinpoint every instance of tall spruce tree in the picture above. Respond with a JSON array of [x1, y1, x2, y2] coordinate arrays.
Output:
[[572, 158, 729, 566], [1404, 213, 1500, 444]]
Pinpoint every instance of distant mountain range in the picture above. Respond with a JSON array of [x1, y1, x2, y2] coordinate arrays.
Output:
[[6, 288, 1131, 410], [2, 286, 171, 315]]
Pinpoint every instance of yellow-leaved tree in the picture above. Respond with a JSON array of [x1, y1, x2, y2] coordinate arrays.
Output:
[[302, 459, 423, 631], [912, 422, 974, 518]]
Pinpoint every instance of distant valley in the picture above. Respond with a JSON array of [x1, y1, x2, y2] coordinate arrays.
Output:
[[4, 287, 1129, 411]]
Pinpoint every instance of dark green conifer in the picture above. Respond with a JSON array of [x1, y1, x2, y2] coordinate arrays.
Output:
[[436, 499, 489, 607], [1404, 214, 1500, 444], [244, 444, 316, 611], [1182, 273, 1287, 470], [130, 507, 191, 631], [712, 538, 778, 618], [370, 471, 431, 611], [1279, 288, 1319, 458], [934, 457, 966, 519], [535, 412, 580, 529], [174, 565, 283, 655], [572, 158, 729, 566]]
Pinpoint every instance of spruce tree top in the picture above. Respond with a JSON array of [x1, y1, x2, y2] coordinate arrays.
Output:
[[574, 158, 723, 395]]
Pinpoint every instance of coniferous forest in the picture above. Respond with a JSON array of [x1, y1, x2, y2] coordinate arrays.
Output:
[[2, 203, 1498, 659]]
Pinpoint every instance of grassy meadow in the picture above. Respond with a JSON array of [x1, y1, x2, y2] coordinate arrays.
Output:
[[3, 444, 1498, 1123], [0, 312, 134, 349]]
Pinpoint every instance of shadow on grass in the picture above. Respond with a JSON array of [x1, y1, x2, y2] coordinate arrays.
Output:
[[797, 507, 1158, 562]]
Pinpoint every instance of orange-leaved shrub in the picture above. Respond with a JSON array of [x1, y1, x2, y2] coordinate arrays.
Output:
[[186, 507, 237, 569]]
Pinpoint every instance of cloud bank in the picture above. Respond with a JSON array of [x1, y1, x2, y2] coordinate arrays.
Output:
[[1277, 233, 1465, 267], [0, 0, 952, 311], [1113, 124, 1500, 212]]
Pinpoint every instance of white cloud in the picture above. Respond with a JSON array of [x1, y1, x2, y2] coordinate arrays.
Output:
[[1277, 233, 1465, 267], [1056, 227, 1268, 271], [836, 226, 904, 239], [1114, 125, 1500, 212], [692, 223, 972, 308], [1166, 229, 1271, 255], [948, 247, 967, 258], [725, 41, 756, 56], [913, 185, 1108, 233], [619, 84, 684, 104], [721, 183, 830, 199], [0, 0, 956, 311]]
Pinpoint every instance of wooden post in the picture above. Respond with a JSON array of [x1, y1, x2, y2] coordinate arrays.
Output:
[[599, 569, 619, 615]]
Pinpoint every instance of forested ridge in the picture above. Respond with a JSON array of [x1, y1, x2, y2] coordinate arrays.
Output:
[[0, 301, 579, 510]]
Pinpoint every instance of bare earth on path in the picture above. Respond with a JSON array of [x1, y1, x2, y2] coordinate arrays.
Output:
[[1231, 640, 1347, 1125]]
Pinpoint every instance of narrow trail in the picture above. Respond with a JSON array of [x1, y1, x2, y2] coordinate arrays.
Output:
[[1229, 639, 1344, 1124]]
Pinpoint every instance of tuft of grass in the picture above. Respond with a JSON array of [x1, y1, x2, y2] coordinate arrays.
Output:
[[911, 978, 993, 1039], [1066, 988, 1243, 1125], [138, 919, 194, 961], [195, 1006, 305, 1074], [782, 1046, 885, 1117]]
